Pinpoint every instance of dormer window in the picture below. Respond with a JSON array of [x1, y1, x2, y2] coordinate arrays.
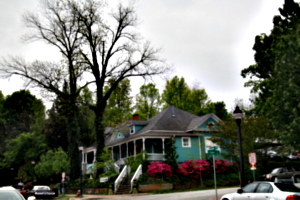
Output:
[[206, 122, 215, 128], [130, 126, 135, 134]]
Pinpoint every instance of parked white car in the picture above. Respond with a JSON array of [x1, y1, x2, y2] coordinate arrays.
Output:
[[0, 186, 36, 200], [221, 181, 300, 200]]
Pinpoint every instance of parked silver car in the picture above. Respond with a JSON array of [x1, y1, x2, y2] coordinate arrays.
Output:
[[264, 167, 300, 182]]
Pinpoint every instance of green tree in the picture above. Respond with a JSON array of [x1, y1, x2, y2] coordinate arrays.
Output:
[[2, 90, 45, 139], [103, 79, 133, 126], [164, 138, 178, 173], [135, 83, 161, 120], [210, 115, 278, 180], [161, 76, 209, 115], [77, 87, 96, 147], [2, 132, 48, 182], [34, 147, 69, 179], [241, 0, 300, 149], [208, 101, 228, 120]]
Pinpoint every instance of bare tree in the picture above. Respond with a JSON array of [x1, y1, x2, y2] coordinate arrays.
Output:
[[73, 1, 169, 175], [0, 0, 170, 178], [0, 0, 92, 180]]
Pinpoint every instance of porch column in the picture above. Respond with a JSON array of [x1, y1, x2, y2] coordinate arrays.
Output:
[[142, 138, 145, 159], [111, 147, 114, 160], [126, 142, 128, 158], [134, 140, 136, 156], [162, 138, 165, 161], [82, 150, 85, 164], [93, 149, 96, 163]]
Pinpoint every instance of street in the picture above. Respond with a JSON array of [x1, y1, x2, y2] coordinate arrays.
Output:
[[64, 187, 239, 200]]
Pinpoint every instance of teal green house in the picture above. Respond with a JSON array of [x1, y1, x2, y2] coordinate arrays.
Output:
[[104, 106, 223, 166]]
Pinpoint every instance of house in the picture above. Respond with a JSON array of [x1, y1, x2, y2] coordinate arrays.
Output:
[[79, 106, 223, 174]]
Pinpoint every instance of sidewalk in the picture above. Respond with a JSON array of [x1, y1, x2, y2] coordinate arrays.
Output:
[[66, 193, 150, 200]]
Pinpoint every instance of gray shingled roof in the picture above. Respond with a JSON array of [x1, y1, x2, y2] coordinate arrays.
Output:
[[105, 106, 221, 146], [135, 106, 200, 133]]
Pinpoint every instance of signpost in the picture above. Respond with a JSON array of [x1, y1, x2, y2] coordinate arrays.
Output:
[[208, 146, 220, 200], [248, 153, 257, 181]]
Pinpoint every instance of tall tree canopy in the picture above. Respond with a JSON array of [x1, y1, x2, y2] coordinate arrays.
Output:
[[135, 83, 161, 120], [161, 76, 209, 116], [1, 90, 45, 140], [103, 79, 133, 126], [0, 0, 169, 178], [241, 0, 300, 149]]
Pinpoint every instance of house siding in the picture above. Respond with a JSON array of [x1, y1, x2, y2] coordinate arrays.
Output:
[[175, 137, 201, 163]]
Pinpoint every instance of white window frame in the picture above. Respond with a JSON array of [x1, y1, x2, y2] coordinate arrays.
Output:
[[205, 137, 220, 153], [130, 126, 135, 134], [182, 137, 191, 147]]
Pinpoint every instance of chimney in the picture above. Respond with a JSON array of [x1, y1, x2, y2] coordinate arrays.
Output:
[[132, 114, 139, 121]]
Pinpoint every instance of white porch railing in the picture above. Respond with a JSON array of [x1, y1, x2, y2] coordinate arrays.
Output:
[[114, 165, 127, 193], [147, 153, 165, 161], [130, 164, 142, 193]]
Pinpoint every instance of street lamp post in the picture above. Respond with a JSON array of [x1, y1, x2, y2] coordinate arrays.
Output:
[[79, 150, 83, 198], [233, 106, 245, 187]]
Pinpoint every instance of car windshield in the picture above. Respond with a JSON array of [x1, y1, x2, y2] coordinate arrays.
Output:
[[275, 183, 300, 192], [271, 168, 281, 173], [0, 190, 24, 200], [34, 186, 49, 190]]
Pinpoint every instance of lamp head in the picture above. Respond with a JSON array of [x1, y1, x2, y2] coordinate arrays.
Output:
[[233, 106, 243, 119]]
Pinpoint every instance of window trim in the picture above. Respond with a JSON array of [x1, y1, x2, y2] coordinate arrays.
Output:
[[182, 137, 191, 147]]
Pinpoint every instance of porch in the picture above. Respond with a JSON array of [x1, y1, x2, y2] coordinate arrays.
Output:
[[109, 137, 172, 167]]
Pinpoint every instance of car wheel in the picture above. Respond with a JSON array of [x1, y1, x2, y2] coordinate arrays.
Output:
[[222, 198, 229, 200]]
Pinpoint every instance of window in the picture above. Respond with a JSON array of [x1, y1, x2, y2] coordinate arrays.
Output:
[[182, 137, 191, 147], [130, 126, 135, 134], [205, 137, 220, 153], [256, 183, 272, 193]]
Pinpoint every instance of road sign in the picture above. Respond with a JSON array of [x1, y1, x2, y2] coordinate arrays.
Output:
[[208, 147, 220, 155], [249, 153, 257, 171], [248, 153, 256, 164]]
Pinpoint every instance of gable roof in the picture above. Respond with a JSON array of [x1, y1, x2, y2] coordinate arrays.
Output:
[[187, 113, 221, 132], [105, 106, 222, 146], [136, 106, 200, 133]]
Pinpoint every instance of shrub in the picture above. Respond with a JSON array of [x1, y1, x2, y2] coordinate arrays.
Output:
[[147, 161, 173, 178], [214, 159, 234, 174], [177, 159, 210, 179]]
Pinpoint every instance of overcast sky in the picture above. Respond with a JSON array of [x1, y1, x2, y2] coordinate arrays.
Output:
[[0, 0, 284, 111]]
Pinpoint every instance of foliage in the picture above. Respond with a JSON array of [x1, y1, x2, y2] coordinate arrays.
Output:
[[206, 101, 229, 120], [147, 161, 173, 178], [34, 147, 69, 179], [164, 138, 178, 173], [103, 79, 133, 126], [214, 159, 234, 174], [135, 83, 161, 120], [177, 160, 210, 179], [2, 132, 48, 182], [241, 0, 300, 150], [124, 151, 147, 174], [1, 90, 45, 140], [161, 76, 210, 116], [210, 115, 278, 164], [95, 148, 117, 179], [77, 87, 96, 147]]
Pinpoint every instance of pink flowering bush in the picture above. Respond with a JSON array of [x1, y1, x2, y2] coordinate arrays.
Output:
[[147, 161, 173, 178], [177, 159, 210, 179], [214, 159, 233, 174]]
